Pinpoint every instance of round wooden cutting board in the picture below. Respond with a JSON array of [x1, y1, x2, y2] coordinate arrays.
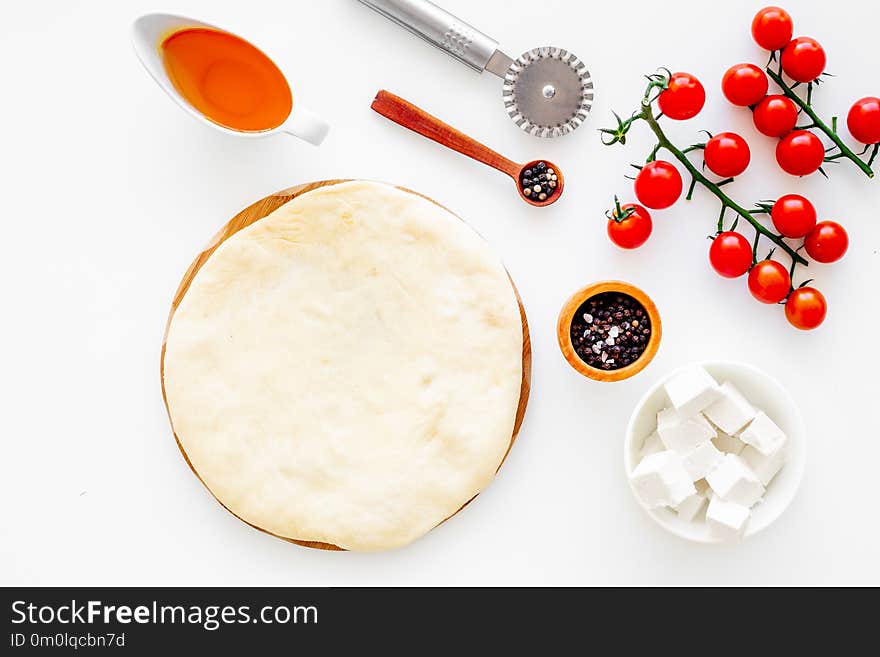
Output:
[[160, 180, 532, 551]]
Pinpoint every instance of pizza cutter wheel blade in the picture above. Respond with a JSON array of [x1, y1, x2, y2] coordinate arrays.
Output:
[[358, 0, 594, 138]]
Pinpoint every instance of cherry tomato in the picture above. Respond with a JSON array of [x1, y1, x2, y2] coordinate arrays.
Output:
[[751, 7, 794, 51], [722, 64, 769, 107], [781, 37, 826, 83], [785, 287, 827, 330], [770, 194, 816, 238], [704, 132, 751, 177], [753, 95, 798, 137], [709, 231, 753, 278], [657, 72, 706, 120], [634, 161, 683, 210], [776, 130, 825, 176], [804, 220, 848, 263], [847, 97, 880, 144], [607, 203, 653, 249], [748, 260, 791, 304]]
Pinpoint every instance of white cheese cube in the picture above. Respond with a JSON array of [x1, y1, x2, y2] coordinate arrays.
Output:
[[739, 411, 787, 456], [703, 381, 757, 434], [657, 408, 716, 452], [712, 430, 746, 455], [639, 431, 664, 460], [740, 444, 787, 486], [674, 492, 708, 521], [706, 495, 750, 539], [706, 454, 765, 507], [680, 440, 724, 481], [664, 365, 722, 417], [630, 451, 696, 509]]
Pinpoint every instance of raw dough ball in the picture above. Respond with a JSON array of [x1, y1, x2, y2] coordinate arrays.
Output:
[[163, 181, 524, 551]]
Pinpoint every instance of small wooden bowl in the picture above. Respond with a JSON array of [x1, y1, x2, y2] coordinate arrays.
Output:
[[557, 281, 662, 382]]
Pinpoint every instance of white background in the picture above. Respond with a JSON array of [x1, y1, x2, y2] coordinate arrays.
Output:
[[2, 0, 878, 586]]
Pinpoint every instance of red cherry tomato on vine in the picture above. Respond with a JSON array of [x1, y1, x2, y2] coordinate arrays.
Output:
[[804, 221, 848, 263], [704, 132, 751, 178], [847, 97, 880, 145], [722, 64, 769, 107], [781, 37, 826, 83], [776, 130, 825, 176], [607, 203, 653, 249], [771, 194, 816, 238], [748, 260, 791, 304], [634, 161, 683, 210], [751, 7, 794, 51], [785, 287, 827, 330], [753, 95, 798, 137], [709, 231, 753, 278], [657, 72, 706, 120]]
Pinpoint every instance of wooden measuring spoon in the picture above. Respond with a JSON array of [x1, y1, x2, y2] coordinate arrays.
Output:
[[371, 90, 564, 207]]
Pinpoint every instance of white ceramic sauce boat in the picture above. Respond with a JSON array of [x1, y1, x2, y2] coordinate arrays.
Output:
[[131, 13, 329, 145]]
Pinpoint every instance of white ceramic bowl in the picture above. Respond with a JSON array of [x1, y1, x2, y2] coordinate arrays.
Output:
[[624, 360, 806, 543]]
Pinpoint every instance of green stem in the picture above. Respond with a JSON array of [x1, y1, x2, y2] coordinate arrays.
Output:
[[639, 102, 808, 265], [869, 143, 880, 168], [766, 68, 874, 178]]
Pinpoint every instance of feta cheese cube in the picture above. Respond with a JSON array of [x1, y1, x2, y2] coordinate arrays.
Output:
[[740, 444, 787, 486], [664, 365, 722, 417], [739, 411, 787, 456], [712, 430, 746, 455], [639, 431, 664, 460], [680, 440, 724, 481], [706, 454, 765, 507], [674, 492, 708, 521], [706, 495, 750, 539], [630, 451, 696, 509], [703, 381, 757, 434], [657, 408, 716, 452]]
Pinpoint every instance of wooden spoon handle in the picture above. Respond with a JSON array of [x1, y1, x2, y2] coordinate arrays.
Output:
[[371, 90, 521, 178]]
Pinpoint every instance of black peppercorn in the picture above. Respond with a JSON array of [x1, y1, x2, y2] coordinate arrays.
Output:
[[569, 292, 652, 371]]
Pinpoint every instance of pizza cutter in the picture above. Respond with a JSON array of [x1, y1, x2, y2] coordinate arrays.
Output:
[[358, 0, 594, 138]]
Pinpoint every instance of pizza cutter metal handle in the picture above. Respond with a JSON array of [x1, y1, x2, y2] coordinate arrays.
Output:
[[358, 0, 509, 74]]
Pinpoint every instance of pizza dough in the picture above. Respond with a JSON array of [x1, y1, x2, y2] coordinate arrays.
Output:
[[162, 181, 524, 551]]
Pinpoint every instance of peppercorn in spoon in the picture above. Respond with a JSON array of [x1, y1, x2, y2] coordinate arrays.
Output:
[[371, 90, 564, 207]]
